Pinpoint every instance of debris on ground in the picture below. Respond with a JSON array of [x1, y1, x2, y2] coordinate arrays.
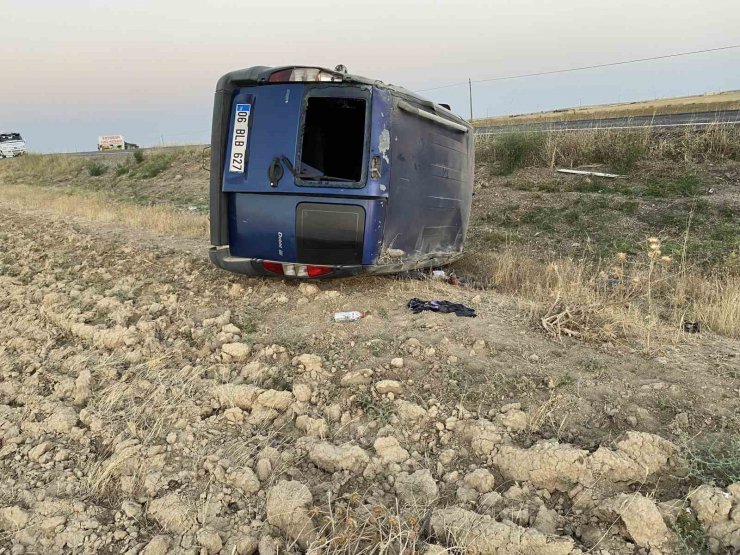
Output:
[[407, 298, 477, 317], [395, 269, 484, 289], [556, 168, 625, 178], [333, 310, 366, 322]]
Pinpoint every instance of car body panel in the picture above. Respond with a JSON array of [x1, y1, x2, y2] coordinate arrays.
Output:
[[209, 66, 473, 278]]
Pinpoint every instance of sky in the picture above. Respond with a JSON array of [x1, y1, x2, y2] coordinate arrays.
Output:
[[1, 0, 739, 153]]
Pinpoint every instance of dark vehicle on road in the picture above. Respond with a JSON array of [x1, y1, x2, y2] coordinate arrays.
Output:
[[209, 65, 474, 278]]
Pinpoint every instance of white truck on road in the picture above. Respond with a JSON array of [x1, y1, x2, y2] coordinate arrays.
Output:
[[0, 132, 27, 158], [98, 135, 139, 151]]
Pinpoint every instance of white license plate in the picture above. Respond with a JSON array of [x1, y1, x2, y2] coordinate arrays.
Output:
[[229, 103, 251, 173]]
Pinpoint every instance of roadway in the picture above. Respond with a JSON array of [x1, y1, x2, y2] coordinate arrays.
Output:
[[64, 144, 208, 157], [474, 109, 740, 134]]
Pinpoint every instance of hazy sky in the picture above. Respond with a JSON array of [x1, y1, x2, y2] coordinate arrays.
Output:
[[2, 0, 739, 152]]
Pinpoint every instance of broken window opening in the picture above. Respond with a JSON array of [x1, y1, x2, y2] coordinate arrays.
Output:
[[299, 97, 366, 182]]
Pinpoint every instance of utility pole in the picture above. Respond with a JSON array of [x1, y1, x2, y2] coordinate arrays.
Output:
[[468, 78, 473, 121]]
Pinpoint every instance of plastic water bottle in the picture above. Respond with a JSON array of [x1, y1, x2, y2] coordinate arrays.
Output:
[[333, 311, 366, 322]]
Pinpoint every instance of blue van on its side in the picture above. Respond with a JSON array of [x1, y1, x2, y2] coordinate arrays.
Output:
[[209, 65, 474, 278]]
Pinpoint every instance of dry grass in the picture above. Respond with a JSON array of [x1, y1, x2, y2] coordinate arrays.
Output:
[[0, 183, 207, 238], [82, 356, 204, 500], [0, 153, 88, 182], [0, 147, 210, 211], [687, 275, 740, 338], [476, 124, 740, 175], [457, 240, 740, 347], [0, 147, 202, 182], [475, 90, 740, 127], [309, 494, 433, 554], [470, 126, 739, 347]]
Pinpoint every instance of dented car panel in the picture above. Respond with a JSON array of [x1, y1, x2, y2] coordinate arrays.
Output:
[[381, 97, 474, 263], [208, 65, 474, 278]]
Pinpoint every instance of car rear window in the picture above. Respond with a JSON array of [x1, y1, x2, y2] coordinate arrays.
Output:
[[299, 97, 365, 182]]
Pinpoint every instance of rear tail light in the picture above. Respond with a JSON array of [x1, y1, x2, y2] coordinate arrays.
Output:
[[262, 261, 284, 275], [307, 265, 333, 277], [268, 67, 341, 83], [261, 261, 333, 278]]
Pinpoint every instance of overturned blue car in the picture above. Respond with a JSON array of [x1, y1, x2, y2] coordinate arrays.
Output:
[[209, 65, 474, 278]]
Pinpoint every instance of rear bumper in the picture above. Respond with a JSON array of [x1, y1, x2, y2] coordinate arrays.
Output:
[[209, 246, 363, 278], [209, 246, 462, 278]]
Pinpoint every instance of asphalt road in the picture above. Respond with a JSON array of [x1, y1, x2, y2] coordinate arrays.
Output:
[[65, 144, 208, 157], [474, 109, 740, 135]]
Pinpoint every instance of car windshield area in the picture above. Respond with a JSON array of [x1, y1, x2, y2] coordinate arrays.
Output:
[[0, 133, 22, 143], [299, 97, 365, 182]]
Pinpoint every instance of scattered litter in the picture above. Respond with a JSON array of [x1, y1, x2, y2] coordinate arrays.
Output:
[[556, 169, 624, 179], [682, 321, 701, 334], [396, 270, 429, 281], [541, 303, 586, 339], [397, 269, 450, 282], [334, 311, 366, 322], [407, 298, 476, 317], [395, 269, 484, 289]]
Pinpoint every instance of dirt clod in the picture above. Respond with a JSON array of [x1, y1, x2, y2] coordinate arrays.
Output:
[[266, 480, 317, 549]]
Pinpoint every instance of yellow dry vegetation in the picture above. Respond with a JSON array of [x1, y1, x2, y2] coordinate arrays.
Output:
[[1, 183, 208, 239], [0, 153, 87, 182], [686, 275, 740, 339], [458, 244, 740, 345], [474, 90, 740, 127]]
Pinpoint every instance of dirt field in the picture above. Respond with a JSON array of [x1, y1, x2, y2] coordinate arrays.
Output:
[[0, 148, 738, 554], [474, 90, 740, 127]]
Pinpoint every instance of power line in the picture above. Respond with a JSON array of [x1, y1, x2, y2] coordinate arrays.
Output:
[[415, 44, 740, 93]]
